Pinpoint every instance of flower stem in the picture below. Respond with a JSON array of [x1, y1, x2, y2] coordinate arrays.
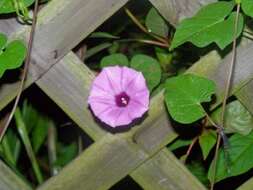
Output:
[[124, 8, 169, 45]]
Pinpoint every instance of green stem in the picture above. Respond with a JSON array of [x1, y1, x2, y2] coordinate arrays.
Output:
[[124, 8, 169, 45], [211, 3, 241, 190], [14, 108, 43, 184], [117, 38, 168, 47]]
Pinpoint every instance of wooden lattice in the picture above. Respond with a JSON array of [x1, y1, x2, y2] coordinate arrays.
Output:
[[1, 0, 253, 190]]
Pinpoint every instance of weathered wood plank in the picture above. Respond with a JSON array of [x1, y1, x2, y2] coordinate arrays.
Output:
[[36, 52, 106, 140], [0, 0, 129, 110], [237, 177, 253, 190], [37, 134, 148, 190], [0, 160, 32, 190], [235, 80, 253, 115], [131, 149, 206, 190], [148, 0, 215, 26]]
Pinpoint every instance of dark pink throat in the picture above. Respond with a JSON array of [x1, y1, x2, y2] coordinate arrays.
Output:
[[115, 92, 130, 107]]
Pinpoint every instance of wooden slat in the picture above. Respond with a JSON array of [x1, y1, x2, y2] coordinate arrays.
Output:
[[37, 134, 149, 190], [237, 177, 253, 190], [131, 149, 205, 190], [0, 160, 32, 190], [235, 80, 253, 115], [36, 52, 106, 139], [148, 0, 215, 26], [0, 0, 129, 110]]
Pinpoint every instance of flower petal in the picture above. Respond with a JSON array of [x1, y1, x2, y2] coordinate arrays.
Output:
[[124, 72, 149, 97], [127, 100, 148, 119], [98, 107, 132, 127], [103, 66, 123, 94]]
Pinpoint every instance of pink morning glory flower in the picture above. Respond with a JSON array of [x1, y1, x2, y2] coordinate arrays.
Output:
[[88, 66, 149, 128]]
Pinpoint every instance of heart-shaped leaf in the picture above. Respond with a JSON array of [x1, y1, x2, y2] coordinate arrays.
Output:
[[242, 0, 253, 18], [212, 100, 253, 136], [208, 131, 253, 183], [165, 74, 216, 124], [130, 54, 161, 91], [199, 130, 217, 160], [0, 35, 27, 78], [170, 1, 244, 50], [0, 0, 34, 14], [145, 8, 168, 38], [168, 138, 192, 151], [100, 53, 129, 68]]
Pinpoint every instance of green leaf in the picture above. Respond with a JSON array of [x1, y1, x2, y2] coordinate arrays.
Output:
[[31, 118, 50, 153], [242, 0, 253, 18], [0, 36, 27, 78], [0, 0, 34, 14], [22, 100, 39, 133], [212, 101, 253, 135], [208, 131, 253, 183], [89, 32, 119, 39], [145, 8, 168, 38], [165, 74, 216, 124], [170, 1, 244, 50], [199, 130, 217, 160], [55, 142, 78, 167], [167, 138, 192, 151], [130, 54, 161, 91], [85, 43, 112, 60], [0, 33, 7, 48], [100, 53, 129, 68]]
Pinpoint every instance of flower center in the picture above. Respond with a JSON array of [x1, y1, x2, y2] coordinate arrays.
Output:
[[115, 92, 130, 107]]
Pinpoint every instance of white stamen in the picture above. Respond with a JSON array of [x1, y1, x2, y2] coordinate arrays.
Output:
[[121, 97, 127, 105]]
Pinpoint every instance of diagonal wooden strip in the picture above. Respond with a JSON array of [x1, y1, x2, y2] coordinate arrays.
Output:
[[131, 149, 204, 190], [36, 52, 106, 140], [38, 134, 149, 190], [0, 0, 129, 110], [237, 177, 253, 190], [148, 0, 215, 26], [0, 160, 32, 190], [235, 81, 253, 115]]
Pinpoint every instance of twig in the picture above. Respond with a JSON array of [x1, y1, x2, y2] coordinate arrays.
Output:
[[0, 0, 39, 142], [210, 3, 241, 190], [124, 8, 169, 45], [117, 38, 168, 47], [183, 137, 198, 164]]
